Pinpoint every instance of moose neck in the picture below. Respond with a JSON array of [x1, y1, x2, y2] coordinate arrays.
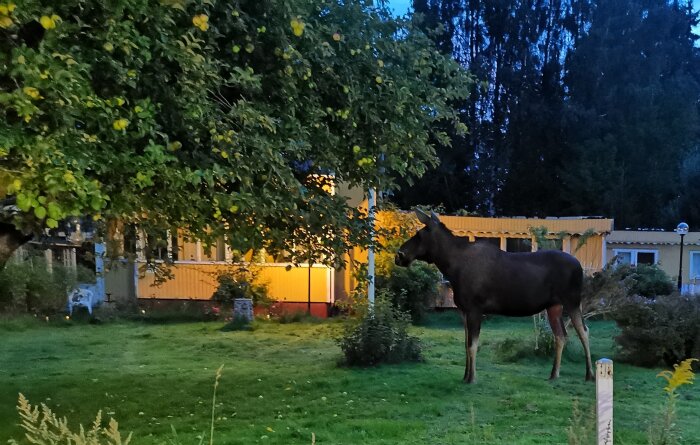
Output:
[[425, 227, 462, 281]]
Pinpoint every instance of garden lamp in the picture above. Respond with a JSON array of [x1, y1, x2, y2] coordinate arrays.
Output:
[[676, 222, 689, 292]]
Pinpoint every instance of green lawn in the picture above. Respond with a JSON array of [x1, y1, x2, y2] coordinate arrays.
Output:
[[1, 313, 698, 444]]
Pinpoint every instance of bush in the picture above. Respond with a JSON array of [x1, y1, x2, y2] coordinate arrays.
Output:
[[376, 261, 440, 323], [612, 295, 700, 368], [614, 263, 675, 298], [581, 263, 674, 319], [211, 267, 272, 309], [0, 251, 93, 314], [337, 295, 422, 366], [334, 262, 370, 317]]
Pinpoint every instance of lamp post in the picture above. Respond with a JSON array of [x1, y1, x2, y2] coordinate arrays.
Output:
[[676, 222, 689, 292]]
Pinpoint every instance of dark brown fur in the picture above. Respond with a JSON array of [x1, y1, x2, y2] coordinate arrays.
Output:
[[395, 210, 594, 383]]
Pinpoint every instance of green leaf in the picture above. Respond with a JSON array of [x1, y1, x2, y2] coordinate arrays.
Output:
[[46, 218, 59, 228], [34, 206, 47, 219], [47, 202, 62, 220], [90, 196, 103, 211], [16, 193, 31, 212]]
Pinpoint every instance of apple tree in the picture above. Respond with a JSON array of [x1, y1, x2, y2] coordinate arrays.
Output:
[[0, 0, 470, 267]]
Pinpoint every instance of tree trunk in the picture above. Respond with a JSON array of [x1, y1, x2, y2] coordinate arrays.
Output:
[[0, 223, 33, 268]]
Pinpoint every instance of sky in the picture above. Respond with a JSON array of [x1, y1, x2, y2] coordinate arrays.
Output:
[[388, 1, 700, 33], [387, 0, 412, 16]]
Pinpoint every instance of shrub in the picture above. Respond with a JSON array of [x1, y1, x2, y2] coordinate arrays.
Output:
[[612, 295, 700, 368], [337, 294, 422, 366], [376, 261, 440, 323], [581, 263, 674, 320], [0, 250, 93, 314], [211, 267, 272, 309], [614, 263, 675, 298], [335, 262, 369, 317]]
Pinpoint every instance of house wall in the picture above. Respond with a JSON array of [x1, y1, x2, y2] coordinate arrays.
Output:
[[606, 230, 700, 290], [137, 262, 334, 303], [124, 214, 612, 310]]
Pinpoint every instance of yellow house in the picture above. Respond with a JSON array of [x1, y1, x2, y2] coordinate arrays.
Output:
[[373, 213, 613, 273], [606, 230, 700, 294], [105, 212, 613, 316]]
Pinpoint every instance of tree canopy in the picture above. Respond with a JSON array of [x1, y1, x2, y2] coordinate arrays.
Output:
[[394, 0, 700, 230], [0, 0, 471, 265]]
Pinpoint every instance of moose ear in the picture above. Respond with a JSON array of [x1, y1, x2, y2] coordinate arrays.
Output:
[[414, 209, 432, 226], [430, 211, 440, 224]]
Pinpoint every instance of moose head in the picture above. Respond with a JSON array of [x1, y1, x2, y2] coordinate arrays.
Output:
[[394, 209, 442, 267]]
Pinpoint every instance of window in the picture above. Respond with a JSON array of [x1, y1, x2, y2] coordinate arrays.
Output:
[[506, 238, 532, 252], [474, 237, 500, 248], [612, 249, 658, 266], [690, 252, 700, 281]]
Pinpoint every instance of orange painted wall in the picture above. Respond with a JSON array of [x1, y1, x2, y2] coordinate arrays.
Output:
[[137, 262, 333, 303]]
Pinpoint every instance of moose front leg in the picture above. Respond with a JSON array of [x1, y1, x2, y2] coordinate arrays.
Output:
[[460, 311, 469, 381], [463, 311, 482, 384]]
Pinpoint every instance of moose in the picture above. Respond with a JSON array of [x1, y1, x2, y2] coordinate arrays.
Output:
[[395, 210, 594, 383]]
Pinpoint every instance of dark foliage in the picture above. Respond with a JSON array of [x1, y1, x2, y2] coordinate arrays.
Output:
[[581, 262, 674, 318], [211, 268, 272, 308], [612, 295, 700, 368], [614, 264, 675, 298], [136, 303, 221, 324], [376, 261, 440, 323], [337, 295, 422, 367], [0, 249, 93, 314]]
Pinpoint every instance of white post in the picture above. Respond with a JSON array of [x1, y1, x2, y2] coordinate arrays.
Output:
[[195, 240, 202, 262], [224, 236, 233, 262], [367, 188, 376, 306], [166, 229, 173, 262], [563, 236, 572, 254], [94, 243, 106, 300], [44, 248, 53, 274], [135, 229, 146, 261], [596, 358, 614, 445]]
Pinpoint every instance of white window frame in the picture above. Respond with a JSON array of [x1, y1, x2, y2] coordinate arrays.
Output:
[[612, 248, 659, 266], [690, 251, 700, 282]]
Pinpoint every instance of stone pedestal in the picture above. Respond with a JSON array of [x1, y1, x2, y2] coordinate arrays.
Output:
[[233, 298, 254, 322]]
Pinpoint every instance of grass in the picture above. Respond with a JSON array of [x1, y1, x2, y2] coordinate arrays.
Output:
[[1, 312, 699, 444]]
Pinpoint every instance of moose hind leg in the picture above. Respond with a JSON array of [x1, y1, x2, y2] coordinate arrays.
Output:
[[546, 305, 567, 380], [569, 306, 594, 381]]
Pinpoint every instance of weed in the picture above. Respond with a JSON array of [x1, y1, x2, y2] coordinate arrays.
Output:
[[8, 394, 132, 445], [649, 358, 698, 445]]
